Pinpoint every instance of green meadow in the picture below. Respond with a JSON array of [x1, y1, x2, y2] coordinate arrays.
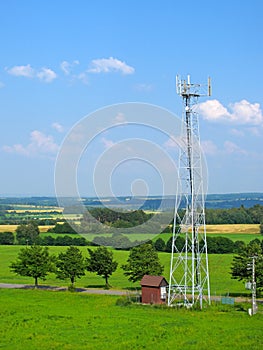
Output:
[[0, 246, 251, 296], [0, 288, 262, 350]]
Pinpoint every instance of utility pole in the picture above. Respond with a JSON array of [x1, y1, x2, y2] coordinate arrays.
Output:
[[168, 75, 211, 308], [247, 256, 257, 316]]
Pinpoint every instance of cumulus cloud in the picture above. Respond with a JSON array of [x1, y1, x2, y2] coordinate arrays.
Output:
[[52, 122, 64, 133], [6, 64, 57, 83], [198, 99, 263, 125], [3, 130, 59, 157], [60, 60, 79, 75], [88, 57, 135, 75], [36, 68, 57, 83]]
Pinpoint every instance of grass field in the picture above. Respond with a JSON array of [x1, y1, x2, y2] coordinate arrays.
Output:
[[0, 246, 251, 296], [0, 288, 262, 350]]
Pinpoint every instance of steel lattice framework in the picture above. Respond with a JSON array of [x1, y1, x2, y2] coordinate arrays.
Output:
[[168, 75, 211, 308]]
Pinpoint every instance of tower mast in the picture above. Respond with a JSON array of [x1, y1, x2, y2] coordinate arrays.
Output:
[[168, 75, 211, 308]]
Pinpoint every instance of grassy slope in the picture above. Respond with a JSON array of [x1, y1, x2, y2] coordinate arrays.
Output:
[[0, 289, 262, 350], [0, 246, 249, 296]]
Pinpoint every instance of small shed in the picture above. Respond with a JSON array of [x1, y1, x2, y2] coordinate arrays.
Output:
[[140, 275, 168, 304]]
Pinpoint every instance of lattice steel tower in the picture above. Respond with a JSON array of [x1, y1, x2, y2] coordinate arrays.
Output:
[[168, 75, 211, 308]]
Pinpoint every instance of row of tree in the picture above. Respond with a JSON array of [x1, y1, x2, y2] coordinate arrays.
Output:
[[154, 236, 263, 254], [2, 223, 263, 256], [10, 243, 163, 289], [205, 204, 263, 224], [9, 240, 263, 295], [0, 231, 89, 246]]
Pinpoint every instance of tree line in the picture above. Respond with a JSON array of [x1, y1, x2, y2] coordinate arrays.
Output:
[[205, 204, 263, 224], [10, 243, 163, 289]]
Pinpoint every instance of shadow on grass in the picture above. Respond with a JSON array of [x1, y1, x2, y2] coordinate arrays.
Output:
[[84, 284, 108, 289]]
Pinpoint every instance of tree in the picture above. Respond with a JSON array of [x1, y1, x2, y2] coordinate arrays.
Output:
[[55, 246, 86, 290], [154, 238, 166, 251], [260, 222, 263, 235], [86, 246, 118, 288], [10, 245, 54, 287], [0, 231, 14, 245], [122, 243, 164, 283], [231, 242, 263, 295], [16, 221, 40, 245]]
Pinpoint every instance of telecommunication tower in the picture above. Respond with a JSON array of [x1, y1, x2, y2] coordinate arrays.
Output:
[[168, 75, 211, 308]]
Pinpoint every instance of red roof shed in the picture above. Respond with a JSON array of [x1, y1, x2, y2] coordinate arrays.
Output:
[[140, 275, 168, 304]]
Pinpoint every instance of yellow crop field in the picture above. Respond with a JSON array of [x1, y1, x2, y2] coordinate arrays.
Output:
[[6, 208, 63, 213], [0, 225, 54, 233], [204, 224, 260, 234]]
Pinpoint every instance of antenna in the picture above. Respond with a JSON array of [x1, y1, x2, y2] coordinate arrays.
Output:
[[168, 75, 211, 308]]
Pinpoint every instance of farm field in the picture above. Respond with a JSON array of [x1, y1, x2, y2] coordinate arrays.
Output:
[[0, 288, 262, 350], [0, 246, 251, 296], [205, 224, 260, 234], [0, 225, 55, 233]]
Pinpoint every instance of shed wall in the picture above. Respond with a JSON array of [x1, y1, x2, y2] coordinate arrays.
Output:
[[141, 286, 164, 304]]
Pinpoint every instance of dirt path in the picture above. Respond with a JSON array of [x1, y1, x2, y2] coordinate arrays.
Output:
[[0, 282, 135, 296]]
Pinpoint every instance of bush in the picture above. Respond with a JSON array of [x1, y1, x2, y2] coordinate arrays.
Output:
[[0, 231, 14, 245], [154, 238, 166, 251]]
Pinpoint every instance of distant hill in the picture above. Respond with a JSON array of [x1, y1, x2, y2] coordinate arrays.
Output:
[[0, 193, 262, 210]]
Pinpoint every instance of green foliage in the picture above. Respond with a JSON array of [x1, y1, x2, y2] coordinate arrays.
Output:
[[207, 236, 235, 254], [205, 204, 263, 224], [154, 237, 166, 251], [122, 243, 164, 282], [86, 246, 118, 287], [83, 208, 152, 227], [92, 232, 143, 249], [16, 221, 40, 245], [9, 245, 54, 286], [56, 246, 86, 289], [0, 231, 14, 245], [231, 241, 263, 294], [48, 222, 77, 234]]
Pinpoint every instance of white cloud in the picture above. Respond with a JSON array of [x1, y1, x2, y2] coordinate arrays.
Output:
[[101, 137, 115, 149], [75, 72, 89, 84], [36, 68, 57, 83], [52, 122, 64, 133], [134, 83, 154, 92], [223, 141, 247, 155], [7, 64, 35, 78], [201, 140, 218, 155], [60, 60, 79, 75], [198, 99, 263, 125], [247, 127, 261, 136], [113, 112, 126, 124], [229, 128, 244, 137], [6, 64, 57, 83], [164, 135, 186, 150], [88, 57, 135, 75], [3, 130, 59, 157]]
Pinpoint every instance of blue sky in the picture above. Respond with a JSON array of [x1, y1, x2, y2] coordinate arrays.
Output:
[[0, 0, 262, 196]]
